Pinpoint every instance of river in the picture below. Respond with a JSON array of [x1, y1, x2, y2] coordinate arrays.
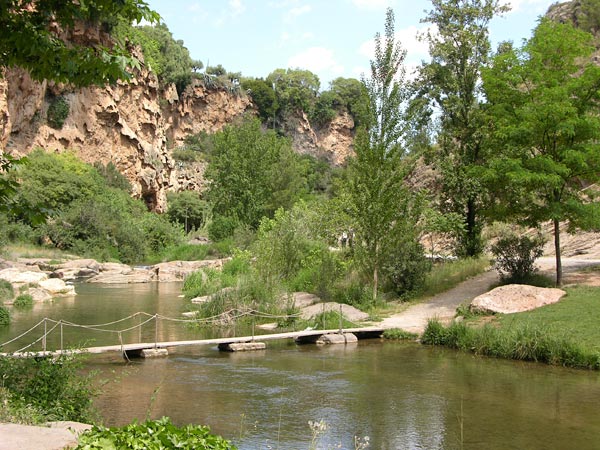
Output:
[[2, 283, 600, 449]]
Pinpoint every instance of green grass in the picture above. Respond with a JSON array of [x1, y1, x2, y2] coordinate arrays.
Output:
[[422, 286, 600, 369], [415, 256, 490, 300], [13, 294, 33, 308], [496, 286, 600, 351], [147, 240, 234, 264], [382, 328, 418, 340], [0, 280, 14, 303]]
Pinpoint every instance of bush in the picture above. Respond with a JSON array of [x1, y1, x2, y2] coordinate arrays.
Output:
[[0, 280, 14, 303], [171, 147, 200, 162], [0, 306, 9, 325], [0, 354, 98, 422], [183, 269, 222, 299], [47, 95, 70, 129], [208, 216, 238, 241], [382, 328, 418, 340], [167, 191, 209, 233], [491, 233, 546, 282], [76, 416, 236, 450], [13, 294, 33, 308], [382, 239, 430, 297]]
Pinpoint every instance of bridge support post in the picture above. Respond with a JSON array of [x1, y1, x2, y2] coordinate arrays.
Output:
[[42, 318, 47, 353], [60, 321, 63, 352], [339, 304, 343, 334], [154, 314, 158, 349]]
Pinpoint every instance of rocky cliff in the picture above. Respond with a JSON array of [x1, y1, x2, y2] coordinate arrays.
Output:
[[0, 61, 355, 210]]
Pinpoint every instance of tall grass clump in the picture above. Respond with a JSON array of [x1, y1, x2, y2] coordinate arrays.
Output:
[[0, 280, 14, 303], [421, 319, 600, 370], [0, 306, 9, 325], [13, 293, 33, 308], [419, 257, 489, 299]]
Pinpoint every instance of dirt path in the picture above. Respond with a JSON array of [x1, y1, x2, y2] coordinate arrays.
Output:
[[379, 270, 499, 333], [378, 257, 600, 334]]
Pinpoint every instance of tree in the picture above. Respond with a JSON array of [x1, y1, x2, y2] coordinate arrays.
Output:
[[267, 68, 320, 121], [241, 78, 279, 125], [348, 8, 425, 300], [418, 0, 508, 257], [483, 19, 600, 285], [167, 191, 209, 233], [206, 117, 308, 230], [0, 0, 159, 87]]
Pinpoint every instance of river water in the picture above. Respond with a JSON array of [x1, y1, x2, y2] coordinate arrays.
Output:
[[2, 283, 600, 449]]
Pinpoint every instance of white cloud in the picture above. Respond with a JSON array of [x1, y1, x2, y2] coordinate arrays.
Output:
[[229, 0, 246, 16], [288, 47, 345, 76], [352, 0, 397, 10], [500, 0, 553, 14], [285, 4, 312, 21], [358, 24, 435, 65]]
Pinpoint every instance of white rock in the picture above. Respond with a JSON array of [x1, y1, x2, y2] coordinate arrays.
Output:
[[39, 278, 76, 296], [470, 284, 566, 315], [0, 268, 48, 284]]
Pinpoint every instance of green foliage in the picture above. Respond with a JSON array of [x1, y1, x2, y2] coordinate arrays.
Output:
[[347, 9, 424, 301], [115, 22, 194, 93], [491, 233, 545, 283], [171, 147, 199, 162], [421, 319, 600, 370], [309, 311, 356, 330], [13, 294, 33, 308], [206, 117, 308, 230], [182, 269, 223, 299], [0, 305, 9, 325], [0, 387, 46, 425], [76, 416, 236, 450], [0, 0, 159, 86], [267, 68, 320, 121], [419, 0, 508, 257], [382, 239, 430, 297], [93, 162, 131, 192], [208, 216, 239, 241], [167, 191, 209, 233], [382, 328, 418, 340], [241, 78, 279, 124], [419, 257, 490, 300], [483, 19, 600, 284], [0, 354, 98, 422], [46, 95, 70, 129], [0, 280, 14, 303]]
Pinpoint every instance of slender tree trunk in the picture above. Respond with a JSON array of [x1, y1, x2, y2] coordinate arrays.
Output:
[[373, 242, 379, 301], [464, 197, 478, 257], [554, 218, 562, 286]]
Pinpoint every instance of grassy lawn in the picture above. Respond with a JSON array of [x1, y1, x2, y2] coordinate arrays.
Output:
[[495, 285, 600, 351]]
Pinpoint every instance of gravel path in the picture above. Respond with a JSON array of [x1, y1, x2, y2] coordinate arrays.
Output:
[[379, 270, 499, 333], [379, 257, 600, 334]]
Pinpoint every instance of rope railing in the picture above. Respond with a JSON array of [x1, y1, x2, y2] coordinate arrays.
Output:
[[1, 306, 356, 354]]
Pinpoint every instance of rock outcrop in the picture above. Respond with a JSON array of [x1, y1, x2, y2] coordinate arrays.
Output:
[[470, 284, 566, 315]]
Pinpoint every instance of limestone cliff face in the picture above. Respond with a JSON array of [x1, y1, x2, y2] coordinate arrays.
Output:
[[285, 110, 355, 166]]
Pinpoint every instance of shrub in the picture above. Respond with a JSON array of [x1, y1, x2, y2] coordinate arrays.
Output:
[[208, 216, 238, 241], [47, 95, 70, 129], [0, 306, 9, 325], [0, 354, 98, 422], [183, 269, 222, 299], [171, 147, 200, 162], [491, 233, 546, 282], [0, 280, 14, 302], [13, 294, 33, 308], [382, 328, 418, 340], [76, 416, 236, 450], [382, 239, 430, 297]]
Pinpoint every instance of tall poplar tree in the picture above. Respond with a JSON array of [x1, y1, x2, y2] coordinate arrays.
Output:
[[418, 0, 508, 257], [483, 19, 600, 286], [348, 9, 423, 300]]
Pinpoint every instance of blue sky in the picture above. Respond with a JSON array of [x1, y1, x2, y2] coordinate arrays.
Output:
[[146, 0, 556, 89]]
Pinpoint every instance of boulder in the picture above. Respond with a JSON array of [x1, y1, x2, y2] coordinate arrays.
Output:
[[87, 267, 155, 284], [29, 287, 53, 302], [0, 268, 48, 284], [38, 278, 76, 296], [470, 284, 566, 315], [153, 259, 229, 282], [300, 302, 369, 322]]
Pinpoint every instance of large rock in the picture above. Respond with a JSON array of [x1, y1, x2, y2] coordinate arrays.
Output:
[[300, 302, 369, 322], [0, 268, 48, 284], [153, 259, 229, 282], [470, 284, 566, 315], [38, 278, 76, 296], [87, 267, 155, 284]]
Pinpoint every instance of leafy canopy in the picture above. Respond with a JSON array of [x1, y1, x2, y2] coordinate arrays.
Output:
[[0, 0, 159, 86]]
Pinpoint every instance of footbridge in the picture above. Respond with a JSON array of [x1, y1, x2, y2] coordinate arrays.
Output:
[[0, 310, 384, 359]]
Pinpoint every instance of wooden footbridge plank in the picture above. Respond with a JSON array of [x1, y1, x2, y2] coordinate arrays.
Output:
[[1, 327, 385, 358]]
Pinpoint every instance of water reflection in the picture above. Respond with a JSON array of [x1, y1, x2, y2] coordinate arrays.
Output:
[[3, 283, 600, 449]]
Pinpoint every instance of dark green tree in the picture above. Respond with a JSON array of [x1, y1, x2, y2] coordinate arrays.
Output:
[[206, 117, 308, 230], [418, 0, 508, 257], [167, 191, 209, 233], [483, 19, 600, 285], [267, 68, 320, 121], [0, 0, 159, 86], [241, 78, 279, 125], [348, 8, 425, 300]]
